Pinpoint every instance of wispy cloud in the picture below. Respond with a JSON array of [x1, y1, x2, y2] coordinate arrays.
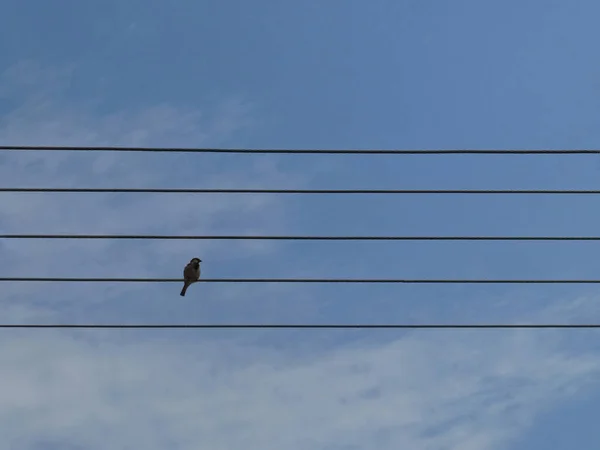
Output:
[[0, 61, 304, 320], [2, 61, 600, 450], [2, 298, 600, 450]]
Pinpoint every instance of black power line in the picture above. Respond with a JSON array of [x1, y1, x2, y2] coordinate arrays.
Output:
[[5, 188, 600, 194], [0, 324, 598, 329], [4, 277, 600, 283], [4, 145, 600, 154], [5, 234, 600, 241]]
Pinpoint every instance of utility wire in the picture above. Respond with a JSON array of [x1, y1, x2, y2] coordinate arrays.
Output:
[[5, 145, 600, 154], [7, 146, 599, 329], [0, 324, 599, 329], [5, 234, 600, 241], [4, 277, 600, 283], [5, 188, 600, 194]]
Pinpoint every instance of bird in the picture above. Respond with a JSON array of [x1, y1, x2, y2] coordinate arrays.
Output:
[[180, 257, 202, 296]]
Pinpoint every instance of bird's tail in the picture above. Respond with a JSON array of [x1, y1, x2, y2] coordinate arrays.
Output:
[[180, 282, 189, 297]]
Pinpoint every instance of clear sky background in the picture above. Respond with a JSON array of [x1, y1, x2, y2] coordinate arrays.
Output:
[[2, 0, 600, 448]]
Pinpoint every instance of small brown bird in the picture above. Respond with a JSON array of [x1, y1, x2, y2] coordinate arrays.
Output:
[[180, 257, 201, 296]]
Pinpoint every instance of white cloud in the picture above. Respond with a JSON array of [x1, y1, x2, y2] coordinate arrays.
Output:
[[0, 61, 304, 311], [1, 61, 600, 450], [1, 307, 599, 450]]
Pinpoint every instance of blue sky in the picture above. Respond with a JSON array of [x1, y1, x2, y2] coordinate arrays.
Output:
[[2, 0, 600, 448]]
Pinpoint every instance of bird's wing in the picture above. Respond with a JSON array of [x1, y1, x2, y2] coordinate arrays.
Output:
[[184, 264, 200, 280]]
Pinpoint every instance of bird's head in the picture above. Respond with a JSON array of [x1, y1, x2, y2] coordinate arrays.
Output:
[[191, 257, 202, 265]]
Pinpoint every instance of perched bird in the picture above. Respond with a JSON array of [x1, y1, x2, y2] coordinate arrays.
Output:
[[180, 257, 202, 296]]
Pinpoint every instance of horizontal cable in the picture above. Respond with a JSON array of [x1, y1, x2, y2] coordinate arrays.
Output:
[[3, 278, 600, 283], [5, 188, 600, 194], [0, 324, 599, 329], [5, 234, 600, 241], [4, 145, 600, 154]]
